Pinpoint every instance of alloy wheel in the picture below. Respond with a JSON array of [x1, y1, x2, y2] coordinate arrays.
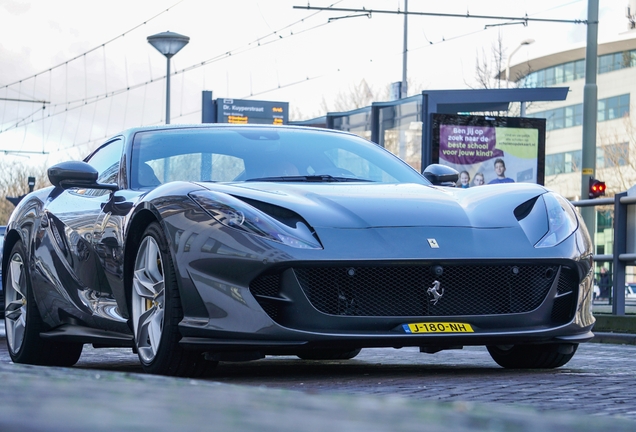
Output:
[[132, 235, 165, 364], [5, 252, 27, 354]]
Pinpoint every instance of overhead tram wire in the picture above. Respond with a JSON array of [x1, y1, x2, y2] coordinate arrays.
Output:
[[39, 0, 583, 116], [0, 0, 334, 98], [0, 0, 580, 115], [291, 5, 591, 25], [10, 1, 581, 153], [0, 0, 186, 144], [0, 9, 337, 134], [0, 0, 186, 92], [2, 1, 538, 139], [6, 0, 567, 139], [45, 21, 509, 149], [15, 3, 342, 152]]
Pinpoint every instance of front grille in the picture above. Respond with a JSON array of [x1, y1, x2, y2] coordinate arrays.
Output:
[[250, 273, 281, 297], [551, 267, 579, 323], [250, 273, 282, 320], [293, 264, 559, 317]]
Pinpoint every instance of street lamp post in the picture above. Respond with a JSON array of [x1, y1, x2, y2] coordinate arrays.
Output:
[[506, 38, 535, 116], [147, 31, 190, 124], [505, 38, 535, 88]]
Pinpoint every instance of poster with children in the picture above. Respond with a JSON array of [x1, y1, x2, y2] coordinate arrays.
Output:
[[434, 114, 545, 187]]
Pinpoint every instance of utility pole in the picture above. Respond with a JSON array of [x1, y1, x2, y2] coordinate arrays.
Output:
[[580, 0, 599, 245], [402, 0, 408, 98]]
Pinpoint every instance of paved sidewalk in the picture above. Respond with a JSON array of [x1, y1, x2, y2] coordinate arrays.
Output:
[[1, 321, 636, 431], [0, 357, 634, 432]]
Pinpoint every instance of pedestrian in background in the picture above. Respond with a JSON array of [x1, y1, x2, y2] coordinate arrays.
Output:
[[599, 266, 612, 301]]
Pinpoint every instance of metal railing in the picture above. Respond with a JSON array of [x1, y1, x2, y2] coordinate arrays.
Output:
[[571, 192, 636, 315]]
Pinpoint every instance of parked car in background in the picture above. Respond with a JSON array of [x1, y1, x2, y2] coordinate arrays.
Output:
[[626, 284, 636, 300], [2, 124, 595, 376]]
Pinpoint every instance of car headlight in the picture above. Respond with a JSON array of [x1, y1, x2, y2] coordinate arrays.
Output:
[[189, 190, 322, 249], [535, 192, 579, 248]]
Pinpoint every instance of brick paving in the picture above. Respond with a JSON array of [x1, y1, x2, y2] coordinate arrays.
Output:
[[1, 321, 635, 430]]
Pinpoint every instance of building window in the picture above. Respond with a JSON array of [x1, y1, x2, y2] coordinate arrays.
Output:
[[530, 95, 629, 131], [544, 144, 628, 178], [597, 211, 613, 234], [564, 105, 583, 127], [545, 150, 581, 176], [598, 94, 629, 122], [598, 143, 629, 169], [522, 50, 636, 87]]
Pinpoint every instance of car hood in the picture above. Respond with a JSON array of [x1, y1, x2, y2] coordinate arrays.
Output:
[[196, 182, 549, 229]]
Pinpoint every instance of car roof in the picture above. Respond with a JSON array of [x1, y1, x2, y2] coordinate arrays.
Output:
[[116, 123, 360, 142]]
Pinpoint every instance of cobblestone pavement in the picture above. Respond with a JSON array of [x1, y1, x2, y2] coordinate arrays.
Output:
[[1, 322, 635, 431], [72, 342, 636, 417]]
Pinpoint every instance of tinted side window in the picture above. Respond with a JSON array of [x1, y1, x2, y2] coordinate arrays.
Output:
[[80, 139, 123, 196], [88, 139, 123, 183]]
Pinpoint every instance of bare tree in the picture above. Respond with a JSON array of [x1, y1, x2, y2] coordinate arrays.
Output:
[[469, 33, 535, 116], [0, 161, 50, 225], [320, 79, 376, 113], [319, 78, 425, 114], [471, 32, 505, 91], [597, 114, 636, 194]]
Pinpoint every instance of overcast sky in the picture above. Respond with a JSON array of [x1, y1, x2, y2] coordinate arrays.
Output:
[[0, 0, 629, 165]]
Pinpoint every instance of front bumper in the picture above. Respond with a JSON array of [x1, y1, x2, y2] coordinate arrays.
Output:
[[177, 259, 595, 353]]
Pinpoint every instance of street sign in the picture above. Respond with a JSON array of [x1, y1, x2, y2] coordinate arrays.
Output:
[[216, 99, 288, 125]]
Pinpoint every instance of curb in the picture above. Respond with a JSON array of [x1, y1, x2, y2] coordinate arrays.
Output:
[[590, 332, 636, 345]]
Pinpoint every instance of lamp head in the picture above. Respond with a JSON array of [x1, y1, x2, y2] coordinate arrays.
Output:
[[147, 31, 190, 58]]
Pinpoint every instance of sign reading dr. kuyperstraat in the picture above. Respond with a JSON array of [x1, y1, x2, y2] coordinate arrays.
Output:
[[217, 98, 288, 125]]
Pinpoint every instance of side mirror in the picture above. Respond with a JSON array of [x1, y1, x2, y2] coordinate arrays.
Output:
[[422, 164, 459, 186], [48, 161, 119, 191]]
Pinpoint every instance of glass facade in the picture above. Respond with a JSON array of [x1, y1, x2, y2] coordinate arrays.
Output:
[[544, 143, 629, 176], [528, 94, 630, 131], [331, 108, 372, 141], [598, 94, 630, 122], [545, 150, 581, 176], [377, 99, 423, 172], [524, 59, 585, 87], [522, 49, 636, 87]]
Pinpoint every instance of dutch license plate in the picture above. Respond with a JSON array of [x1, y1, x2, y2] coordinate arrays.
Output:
[[402, 322, 474, 334]]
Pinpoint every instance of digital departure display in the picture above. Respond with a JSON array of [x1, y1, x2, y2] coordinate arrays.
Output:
[[217, 99, 288, 125]]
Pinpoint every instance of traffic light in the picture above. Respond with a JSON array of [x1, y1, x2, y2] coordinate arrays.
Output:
[[589, 177, 606, 199], [5, 176, 37, 207]]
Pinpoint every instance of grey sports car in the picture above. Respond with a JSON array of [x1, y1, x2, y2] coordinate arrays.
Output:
[[2, 124, 595, 376]]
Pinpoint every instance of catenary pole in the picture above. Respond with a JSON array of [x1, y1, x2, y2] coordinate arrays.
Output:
[[402, 0, 408, 98], [580, 0, 599, 245]]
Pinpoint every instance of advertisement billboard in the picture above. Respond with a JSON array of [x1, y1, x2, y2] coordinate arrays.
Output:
[[431, 114, 546, 187]]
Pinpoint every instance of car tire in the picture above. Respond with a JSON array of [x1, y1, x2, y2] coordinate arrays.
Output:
[[487, 343, 578, 369], [131, 222, 214, 377], [297, 348, 362, 360], [5, 241, 83, 367]]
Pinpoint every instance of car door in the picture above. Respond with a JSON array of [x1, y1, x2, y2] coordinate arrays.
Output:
[[33, 138, 125, 329]]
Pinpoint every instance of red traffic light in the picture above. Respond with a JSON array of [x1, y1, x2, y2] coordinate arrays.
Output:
[[589, 178, 606, 199]]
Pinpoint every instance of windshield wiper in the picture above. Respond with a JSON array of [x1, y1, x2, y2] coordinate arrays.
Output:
[[246, 175, 373, 183]]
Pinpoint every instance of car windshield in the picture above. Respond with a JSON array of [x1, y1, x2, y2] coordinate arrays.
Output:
[[130, 127, 428, 189]]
